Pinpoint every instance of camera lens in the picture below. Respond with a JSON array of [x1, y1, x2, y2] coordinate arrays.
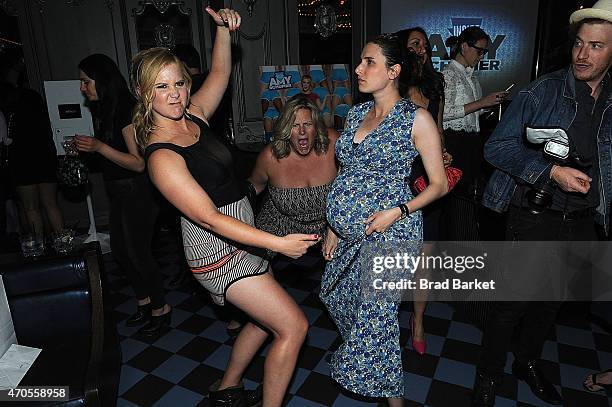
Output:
[[526, 188, 553, 214]]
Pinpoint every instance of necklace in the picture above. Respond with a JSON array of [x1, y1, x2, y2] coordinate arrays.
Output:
[[157, 122, 199, 142]]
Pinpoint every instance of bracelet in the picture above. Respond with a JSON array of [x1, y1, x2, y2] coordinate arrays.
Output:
[[397, 203, 409, 220], [549, 165, 559, 180], [402, 203, 410, 216]]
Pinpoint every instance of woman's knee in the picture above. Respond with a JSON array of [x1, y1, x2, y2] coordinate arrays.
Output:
[[275, 310, 308, 342]]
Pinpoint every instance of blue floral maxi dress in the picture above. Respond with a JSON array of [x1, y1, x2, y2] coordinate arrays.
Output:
[[320, 99, 422, 398]]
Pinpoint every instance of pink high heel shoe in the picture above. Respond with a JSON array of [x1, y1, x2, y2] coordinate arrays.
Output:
[[410, 314, 426, 355]]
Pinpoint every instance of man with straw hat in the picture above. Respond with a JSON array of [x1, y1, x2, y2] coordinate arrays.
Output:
[[475, 1, 612, 406]]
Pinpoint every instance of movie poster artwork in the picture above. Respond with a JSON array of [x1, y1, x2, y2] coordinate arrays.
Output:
[[259, 64, 352, 143]]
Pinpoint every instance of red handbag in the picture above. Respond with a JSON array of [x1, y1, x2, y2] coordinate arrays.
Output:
[[413, 166, 463, 194]]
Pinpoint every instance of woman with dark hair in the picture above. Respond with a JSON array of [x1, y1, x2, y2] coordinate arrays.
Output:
[[397, 27, 446, 131], [321, 34, 448, 406], [396, 26, 452, 356], [442, 26, 508, 240], [75, 53, 171, 336]]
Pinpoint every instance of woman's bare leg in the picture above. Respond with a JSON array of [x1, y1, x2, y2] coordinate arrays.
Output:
[[388, 397, 405, 406], [412, 242, 434, 343], [37, 182, 64, 234], [221, 271, 309, 407], [16, 185, 43, 238]]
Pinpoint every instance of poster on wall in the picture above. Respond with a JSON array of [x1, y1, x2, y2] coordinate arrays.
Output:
[[259, 64, 353, 143], [381, 0, 540, 95], [43, 80, 95, 155]]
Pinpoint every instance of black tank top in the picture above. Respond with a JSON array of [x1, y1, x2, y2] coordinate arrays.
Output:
[[144, 114, 246, 207]]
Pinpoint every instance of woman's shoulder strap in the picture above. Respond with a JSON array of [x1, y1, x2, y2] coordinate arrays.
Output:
[[144, 142, 183, 161], [186, 111, 210, 129]]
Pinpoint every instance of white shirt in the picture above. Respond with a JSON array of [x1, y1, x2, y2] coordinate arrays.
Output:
[[442, 59, 483, 133]]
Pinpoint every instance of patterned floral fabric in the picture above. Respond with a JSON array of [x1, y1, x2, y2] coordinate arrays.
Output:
[[321, 98, 422, 398]]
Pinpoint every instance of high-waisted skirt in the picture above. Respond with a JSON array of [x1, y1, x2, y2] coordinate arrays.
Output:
[[181, 196, 269, 305]]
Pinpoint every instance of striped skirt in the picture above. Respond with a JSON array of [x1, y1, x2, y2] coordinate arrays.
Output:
[[181, 196, 269, 305]]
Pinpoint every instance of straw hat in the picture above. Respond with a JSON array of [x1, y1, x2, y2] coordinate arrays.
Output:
[[570, 0, 612, 24]]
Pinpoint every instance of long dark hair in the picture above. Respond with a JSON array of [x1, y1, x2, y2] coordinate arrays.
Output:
[[445, 26, 490, 60], [396, 27, 444, 101], [367, 34, 417, 96], [78, 54, 135, 142]]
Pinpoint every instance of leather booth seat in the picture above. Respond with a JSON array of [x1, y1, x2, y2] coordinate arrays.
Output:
[[1, 242, 121, 406]]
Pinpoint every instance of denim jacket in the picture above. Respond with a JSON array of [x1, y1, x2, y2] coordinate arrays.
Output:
[[482, 67, 612, 231]]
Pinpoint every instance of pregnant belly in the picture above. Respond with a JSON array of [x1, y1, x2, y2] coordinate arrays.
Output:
[[326, 170, 413, 240], [326, 177, 383, 240]]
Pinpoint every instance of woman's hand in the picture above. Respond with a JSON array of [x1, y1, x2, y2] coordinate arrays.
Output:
[[322, 228, 338, 261], [442, 150, 453, 167], [365, 207, 402, 236], [75, 135, 103, 153], [276, 234, 320, 259], [479, 91, 508, 109], [205, 7, 241, 31]]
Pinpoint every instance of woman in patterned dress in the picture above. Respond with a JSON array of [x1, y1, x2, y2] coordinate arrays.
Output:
[[320, 34, 449, 406], [132, 7, 319, 406]]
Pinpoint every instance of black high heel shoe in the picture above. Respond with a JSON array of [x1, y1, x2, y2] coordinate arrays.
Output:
[[202, 380, 262, 407], [126, 303, 151, 327], [138, 308, 171, 337]]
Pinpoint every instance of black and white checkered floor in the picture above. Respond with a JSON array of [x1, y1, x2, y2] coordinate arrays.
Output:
[[108, 232, 612, 407]]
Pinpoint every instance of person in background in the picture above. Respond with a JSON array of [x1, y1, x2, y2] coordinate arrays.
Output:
[[321, 34, 448, 406], [475, 2, 612, 405], [76, 53, 171, 337], [0, 80, 65, 242], [396, 26, 451, 357], [133, 7, 319, 405], [442, 26, 509, 241], [249, 96, 338, 255], [286, 75, 324, 108]]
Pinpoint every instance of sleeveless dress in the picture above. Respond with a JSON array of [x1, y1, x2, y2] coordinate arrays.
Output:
[[144, 115, 268, 306], [256, 184, 330, 256], [320, 99, 422, 398]]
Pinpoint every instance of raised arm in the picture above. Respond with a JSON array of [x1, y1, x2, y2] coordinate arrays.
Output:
[[189, 7, 240, 122], [148, 149, 318, 257]]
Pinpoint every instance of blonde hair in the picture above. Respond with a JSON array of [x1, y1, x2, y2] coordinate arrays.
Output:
[[130, 47, 192, 149], [272, 97, 328, 159]]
